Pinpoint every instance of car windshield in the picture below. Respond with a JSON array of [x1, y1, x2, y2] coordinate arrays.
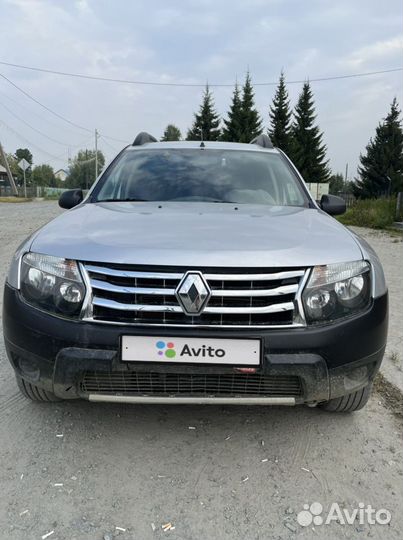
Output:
[[92, 148, 308, 206]]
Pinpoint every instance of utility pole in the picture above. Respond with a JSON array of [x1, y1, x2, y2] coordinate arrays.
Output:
[[85, 149, 88, 190], [95, 128, 99, 181], [344, 163, 349, 192], [0, 140, 18, 196], [23, 166, 27, 198]]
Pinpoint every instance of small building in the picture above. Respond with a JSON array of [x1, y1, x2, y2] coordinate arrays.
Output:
[[306, 182, 329, 201], [55, 169, 68, 182], [0, 164, 8, 183]]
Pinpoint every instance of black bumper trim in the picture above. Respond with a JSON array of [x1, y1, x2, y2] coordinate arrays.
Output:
[[3, 284, 388, 403]]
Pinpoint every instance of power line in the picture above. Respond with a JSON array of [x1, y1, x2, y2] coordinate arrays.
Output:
[[99, 135, 124, 153], [0, 60, 401, 87], [0, 120, 99, 169], [0, 101, 80, 147], [0, 118, 68, 162], [0, 71, 131, 144], [0, 71, 92, 133], [0, 88, 84, 136]]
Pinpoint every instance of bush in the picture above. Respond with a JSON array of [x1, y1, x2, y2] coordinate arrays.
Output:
[[338, 198, 397, 229]]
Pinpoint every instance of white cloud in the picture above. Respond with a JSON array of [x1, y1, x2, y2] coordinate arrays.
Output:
[[344, 36, 403, 68], [0, 0, 402, 174]]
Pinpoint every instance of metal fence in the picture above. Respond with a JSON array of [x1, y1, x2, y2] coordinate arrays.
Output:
[[334, 192, 356, 208], [0, 185, 68, 198]]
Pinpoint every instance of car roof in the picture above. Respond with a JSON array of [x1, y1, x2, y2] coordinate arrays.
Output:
[[126, 140, 280, 154]]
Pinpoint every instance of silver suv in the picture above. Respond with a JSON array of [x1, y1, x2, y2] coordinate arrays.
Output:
[[3, 133, 388, 412]]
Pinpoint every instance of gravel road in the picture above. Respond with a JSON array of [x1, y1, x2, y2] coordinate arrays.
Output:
[[0, 201, 402, 540]]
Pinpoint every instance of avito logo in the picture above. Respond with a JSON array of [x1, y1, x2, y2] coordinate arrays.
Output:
[[156, 341, 176, 358], [156, 341, 226, 359], [181, 344, 226, 358]]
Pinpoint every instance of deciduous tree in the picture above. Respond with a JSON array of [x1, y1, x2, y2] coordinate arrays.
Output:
[[161, 124, 182, 141], [32, 164, 56, 187], [66, 149, 105, 189]]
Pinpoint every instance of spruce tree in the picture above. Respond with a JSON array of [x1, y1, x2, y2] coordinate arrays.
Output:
[[268, 72, 292, 153], [221, 83, 242, 142], [238, 72, 263, 143], [290, 82, 330, 182], [186, 85, 221, 141], [161, 124, 182, 141], [354, 98, 403, 198]]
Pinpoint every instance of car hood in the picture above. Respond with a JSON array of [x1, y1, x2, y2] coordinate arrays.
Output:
[[30, 202, 362, 267]]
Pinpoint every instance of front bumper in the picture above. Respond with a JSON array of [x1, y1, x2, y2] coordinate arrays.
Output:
[[3, 284, 388, 404]]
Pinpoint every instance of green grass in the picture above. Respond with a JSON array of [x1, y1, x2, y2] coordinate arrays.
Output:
[[0, 197, 32, 203], [338, 198, 399, 229]]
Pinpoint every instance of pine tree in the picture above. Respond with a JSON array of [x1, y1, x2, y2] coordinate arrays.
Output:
[[221, 83, 243, 142], [161, 124, 182, 141], [238, 72, 263, 143], [328, 173, 345, 194], [354, 98, 403, 198], [268, 72, 292, 153], [290, 82, 330, 182], [186, 85, 221, 141]]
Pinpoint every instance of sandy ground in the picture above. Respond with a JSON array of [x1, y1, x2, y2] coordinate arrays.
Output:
[[0, 201, 402, 540], [349, 227, 403, 393]]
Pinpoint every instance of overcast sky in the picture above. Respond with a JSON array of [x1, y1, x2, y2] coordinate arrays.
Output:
[[0, 0, 402, 178]]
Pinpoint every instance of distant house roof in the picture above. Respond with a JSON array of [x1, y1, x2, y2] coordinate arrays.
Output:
[[55, 168, 68, 175], [0, 164, 7, 173]]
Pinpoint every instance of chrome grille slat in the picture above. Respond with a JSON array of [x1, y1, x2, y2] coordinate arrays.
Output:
[[85, 264, 183, 280], [85, 264, 303, 282], [205, 270, 304, 281], [89, 278, 298, 297], [90, 278, 176, 295], [82, 263, 308, 327], [92, 296, 295, 314], [93, 297, 183, 312]]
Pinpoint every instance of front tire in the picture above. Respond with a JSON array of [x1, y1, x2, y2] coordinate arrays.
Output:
[[318, 384, 372, 412], [16, 376, 62, 402]]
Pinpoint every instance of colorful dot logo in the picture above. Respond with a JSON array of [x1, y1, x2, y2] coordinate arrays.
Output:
[[156, 340, 176, 358]]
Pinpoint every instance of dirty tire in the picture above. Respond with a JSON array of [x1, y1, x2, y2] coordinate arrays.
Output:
[[318, 384, 372, 412], [16, 376, 62, 402]]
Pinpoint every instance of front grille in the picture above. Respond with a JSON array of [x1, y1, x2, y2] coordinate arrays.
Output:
[[79, 371, 302, 398], [81, 263, 307, 327]]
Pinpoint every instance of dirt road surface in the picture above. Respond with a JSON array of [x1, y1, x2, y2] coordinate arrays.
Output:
[[0, 201, 402, 540]]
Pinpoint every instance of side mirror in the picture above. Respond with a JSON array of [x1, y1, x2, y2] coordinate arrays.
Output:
[[320, 194, 346, 216], [59, 189, 83, 209]]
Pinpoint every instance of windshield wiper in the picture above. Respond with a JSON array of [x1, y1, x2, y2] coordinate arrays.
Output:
[[96, 197, 149, 203], [211, 199, 238, 204]]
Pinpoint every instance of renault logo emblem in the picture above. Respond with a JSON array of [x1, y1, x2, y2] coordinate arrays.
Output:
[[176, 272, 211, 315]]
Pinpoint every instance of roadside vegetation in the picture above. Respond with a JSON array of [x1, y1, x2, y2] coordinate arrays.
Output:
[[338, 198, 399, 229], [0, 196, 32, 203]]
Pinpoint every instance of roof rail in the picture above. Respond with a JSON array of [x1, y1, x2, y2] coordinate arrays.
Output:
[[132, 132, 158, 146], [250, 134, 274, 149]]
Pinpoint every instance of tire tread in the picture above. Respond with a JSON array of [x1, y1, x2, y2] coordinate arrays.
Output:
[[319, 384, 372, 413], [16, 376, 62, 402]]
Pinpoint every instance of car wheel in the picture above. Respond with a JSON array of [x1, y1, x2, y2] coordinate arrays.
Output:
[[318, 384, 372, 412], [16, 376, 62, 402]]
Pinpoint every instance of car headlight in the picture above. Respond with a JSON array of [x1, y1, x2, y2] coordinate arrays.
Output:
[[302, 260, 371, 324], [20, 253, 85, 318]]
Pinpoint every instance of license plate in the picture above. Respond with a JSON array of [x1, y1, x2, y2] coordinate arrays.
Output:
[[121, 336, 260, 365]]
